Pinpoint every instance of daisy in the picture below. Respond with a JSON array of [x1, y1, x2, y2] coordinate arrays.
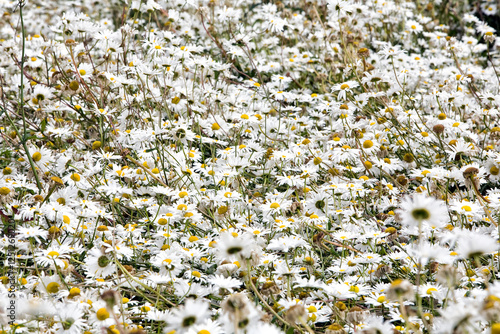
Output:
[[445, 139, 476, 159], [216, 261, 240, 277], [485, 159, 500, 182], [457, 231, 498, 259], [54, 303, 87, 334], [259, 197, 292, 217], [304, 192, 332, 216], [209, 274, 242, 293], [406, 20, 423, 33], [186, 319, 223, 334], [24, 145, 54, 173], [361, 315, 395, 334], [17, 226, 48, 242], [267, 235, 310, 252], [164, 299, 210, 334], [301, 213, 328, 226], [32, 85, 54, 102], [174, 280, 212, 299], [76, 63, 93, 79], [36, 274, 66, 297], [35, 246, 71, 269], [216, 232, 255, 260], [332, 80, 359, 101], [364, 292, 391, 307], [51, 186, 79, 207], [88, 301, 118, 328], [84, 247, 116, 278], [419, 283, 445, 302], [449, 199, 482, 220], [396, 194, 448, 228]]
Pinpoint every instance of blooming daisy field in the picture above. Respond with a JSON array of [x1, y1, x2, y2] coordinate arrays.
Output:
[[2, 0, 500, 333]]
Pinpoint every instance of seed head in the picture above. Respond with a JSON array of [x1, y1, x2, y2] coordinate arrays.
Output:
[[432, 124, 444, 134]]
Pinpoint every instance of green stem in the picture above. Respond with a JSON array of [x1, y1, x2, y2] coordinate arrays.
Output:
[[16, 2, 43, 193]]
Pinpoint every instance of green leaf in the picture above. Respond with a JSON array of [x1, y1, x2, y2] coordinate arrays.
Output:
[[41, 117, 47, 133]]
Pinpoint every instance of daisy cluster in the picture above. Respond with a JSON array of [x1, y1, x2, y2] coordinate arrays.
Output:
[[1, 0, 500, 333]]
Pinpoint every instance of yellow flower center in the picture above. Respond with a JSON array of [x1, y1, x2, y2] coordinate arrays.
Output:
[[363, 140, 373, 148], [461, 205, 472, 212], [46, 282, 60, 293], [48, 251, 59, 257], [96, 308, 110, 321], [32, 152, 42, 162], [0, 187, 11, 195], [307, 305, 317, 313], [69, 287, 81, 296]]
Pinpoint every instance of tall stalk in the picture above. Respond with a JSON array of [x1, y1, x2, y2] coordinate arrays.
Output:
[[17, 1, 43, 193]]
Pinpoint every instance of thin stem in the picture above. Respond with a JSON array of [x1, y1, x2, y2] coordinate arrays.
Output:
[[15, 1, 43, 193]]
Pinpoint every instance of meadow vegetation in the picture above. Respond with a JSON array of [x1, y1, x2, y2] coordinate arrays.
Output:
[[1, 0, 500, 333]]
